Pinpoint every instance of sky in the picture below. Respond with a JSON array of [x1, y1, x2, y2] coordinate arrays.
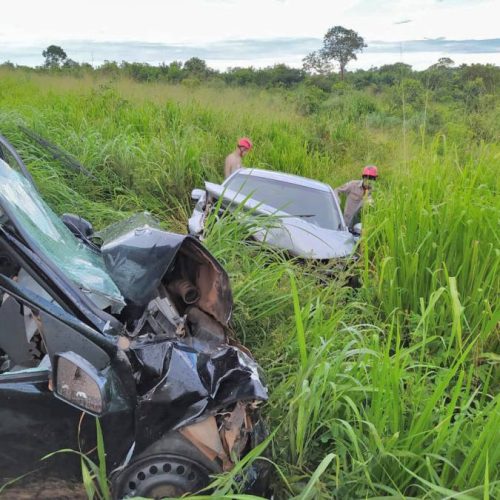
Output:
[[1, 0, 499, 70]]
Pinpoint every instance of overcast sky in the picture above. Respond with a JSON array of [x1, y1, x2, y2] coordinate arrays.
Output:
[[1, 0, 499, 69]]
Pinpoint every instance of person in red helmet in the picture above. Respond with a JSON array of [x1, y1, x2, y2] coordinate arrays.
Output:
[[334, 165, 378, 228], [224, 137, 253, 178]]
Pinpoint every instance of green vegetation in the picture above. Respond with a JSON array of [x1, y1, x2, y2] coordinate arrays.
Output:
[[0, 64, 498, 499], [304, 25, 366, 79]]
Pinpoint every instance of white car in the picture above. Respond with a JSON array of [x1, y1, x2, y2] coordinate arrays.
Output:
[[188, 168, 359, 260]]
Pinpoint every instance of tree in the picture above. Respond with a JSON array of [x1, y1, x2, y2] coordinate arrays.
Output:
[[320, 26, 366, 80], [225, 67, 257, 86], [42, 45, 67, 68], [62, 58, 79, 69], [0, 61, 15, 70], [458, 64, 500, 93], [183, 57, 208, 76], [302, 51, 334, 75], [427, 57, 454, 71], [166, 61, 184, 82], [425, 58, 454, 92], [100, 60, 121, 77], [436, 57, 454, 68], [463, 77, 487, 111], [260, 64, 304, 87], [378, 63, 413, 86]]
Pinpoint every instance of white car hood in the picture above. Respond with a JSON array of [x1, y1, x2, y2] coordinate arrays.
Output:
[[205, 182, 356, 259]]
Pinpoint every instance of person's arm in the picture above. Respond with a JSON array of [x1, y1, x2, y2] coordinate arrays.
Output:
[[334, 181, 353, 199]]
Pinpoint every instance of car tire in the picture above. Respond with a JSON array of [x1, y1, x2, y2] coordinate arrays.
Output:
[[112, 417, 271, 499], [111, 430, 218, 499], [112, 452, 211, 499]]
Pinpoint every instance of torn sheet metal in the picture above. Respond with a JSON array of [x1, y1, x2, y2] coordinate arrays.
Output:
[[99, 213, 232, 324], [219, 401, 251, 461], [180, 402, 253, 472], [132, 339, 267, 448], [180, 416, 228, 464], [98, 215, 186, 306]]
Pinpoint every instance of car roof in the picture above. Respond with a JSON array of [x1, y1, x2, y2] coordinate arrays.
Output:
[[226, 168, 333, 193]]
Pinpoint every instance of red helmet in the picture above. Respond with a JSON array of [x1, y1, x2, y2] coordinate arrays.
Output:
[[362, 165, 378, 178], [237, 137, 253, 150]]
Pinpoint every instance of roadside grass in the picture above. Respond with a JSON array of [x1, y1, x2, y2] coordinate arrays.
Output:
[[207, 217, 499, 498], [0, 71, 498, 499]]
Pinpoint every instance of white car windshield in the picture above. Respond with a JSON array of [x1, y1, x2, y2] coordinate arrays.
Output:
[[225, 173, 342, 230]]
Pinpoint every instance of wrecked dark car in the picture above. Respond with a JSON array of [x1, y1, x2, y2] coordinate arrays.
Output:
[[0, 134, 269, 498]]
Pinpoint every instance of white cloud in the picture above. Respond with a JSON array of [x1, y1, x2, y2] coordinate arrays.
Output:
[[0, 1, 358, 43], [345, 0, 500, 41], [2, 0, 499, 42], [1, 0, 499, 67]]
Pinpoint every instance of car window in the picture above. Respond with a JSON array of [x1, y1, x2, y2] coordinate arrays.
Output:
[[0, 158, 124, 309], [225, 173, 341, 230]]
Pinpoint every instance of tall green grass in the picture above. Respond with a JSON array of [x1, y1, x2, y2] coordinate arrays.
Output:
[[0, 69, 498, 499], [364, 140, 499, 351]]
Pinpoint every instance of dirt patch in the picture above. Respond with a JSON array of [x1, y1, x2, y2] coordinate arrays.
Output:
[[1, 479, 86, 500]]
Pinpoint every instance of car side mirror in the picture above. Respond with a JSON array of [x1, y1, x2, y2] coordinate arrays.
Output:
[[352, 223, 362, 236], [191, 188, 204, 201], [54, 351, 108, 416]]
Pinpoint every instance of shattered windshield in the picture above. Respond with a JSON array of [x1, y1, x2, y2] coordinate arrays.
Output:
[[225, 173, 341, 230], [0, 158, 124, 309]]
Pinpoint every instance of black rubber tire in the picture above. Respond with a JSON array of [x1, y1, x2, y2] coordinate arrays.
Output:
[[113, 452, 211, 499], [112, 417, 270, 499]]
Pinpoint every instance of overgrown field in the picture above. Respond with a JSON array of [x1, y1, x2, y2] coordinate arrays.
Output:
[[0, 68, 499, 499]]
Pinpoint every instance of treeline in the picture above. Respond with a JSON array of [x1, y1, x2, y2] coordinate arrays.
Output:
[[2, 56, 499, 97], [1, 57, 308, 87]]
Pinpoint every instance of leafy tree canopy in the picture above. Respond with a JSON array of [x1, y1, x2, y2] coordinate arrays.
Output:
[[42, 45, 67, 68], [184, 57, 208, 75], [303, 26, 366, 79], [302, 51, 334, 76], [320, 26, 366, 79]]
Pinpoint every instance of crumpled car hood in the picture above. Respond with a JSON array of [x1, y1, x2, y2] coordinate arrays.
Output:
[[205, 182, 356, 259], [97, 213, 233, 325], [131, 338, 268, 447]]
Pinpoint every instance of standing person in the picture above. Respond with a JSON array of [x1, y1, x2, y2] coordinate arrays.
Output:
[[224, 137, 252, 178], [334, 165, 378, 228]]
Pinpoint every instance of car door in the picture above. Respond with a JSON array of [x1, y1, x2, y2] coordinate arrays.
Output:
[[0, 366, 86, 480], [0, 276, 135, 482]]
